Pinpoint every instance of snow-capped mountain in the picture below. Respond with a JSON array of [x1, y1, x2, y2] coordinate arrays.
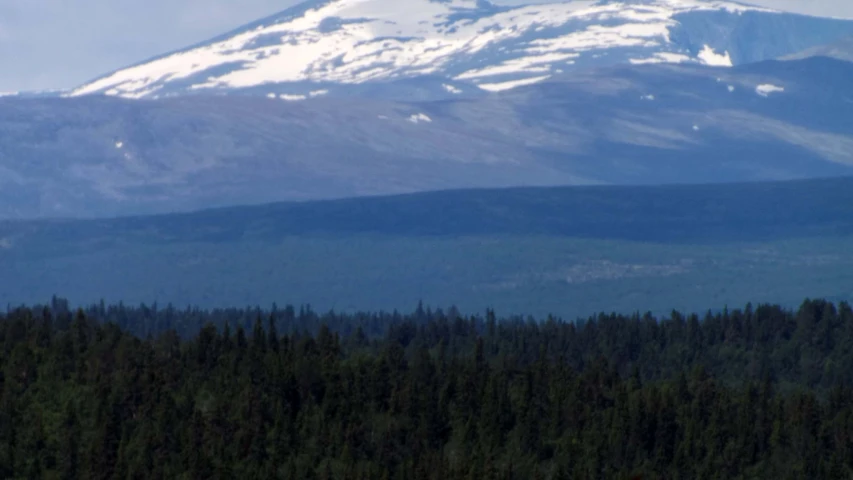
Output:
[[69, 0, 853, 99]]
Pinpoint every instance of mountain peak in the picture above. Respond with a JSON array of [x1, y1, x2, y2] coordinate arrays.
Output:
[[68, 0, 853, 99]]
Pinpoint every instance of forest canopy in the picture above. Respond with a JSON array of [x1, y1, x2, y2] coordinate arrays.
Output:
[[1, 298, 852, 479]]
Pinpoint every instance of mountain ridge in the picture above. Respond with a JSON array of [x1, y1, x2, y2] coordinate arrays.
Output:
[[781, 35, 853, 63]]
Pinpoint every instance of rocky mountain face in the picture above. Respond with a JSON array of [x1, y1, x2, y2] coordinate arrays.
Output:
[[2, 56, 852, 219]]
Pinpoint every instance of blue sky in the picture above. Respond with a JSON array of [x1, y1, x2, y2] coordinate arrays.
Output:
[[0, 0, 851, 92]]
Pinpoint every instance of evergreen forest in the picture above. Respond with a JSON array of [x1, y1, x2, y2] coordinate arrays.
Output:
[[2, 297, 853, 478]]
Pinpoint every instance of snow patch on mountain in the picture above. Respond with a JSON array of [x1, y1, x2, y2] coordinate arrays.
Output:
[[630, 52, 692, 65], [455, 52, 578, 81], [697, 45, 732, 66], [408, 113, 433, 123], [756, 83, 784, 97], [263, 90, 328, 100], [67, 0, 782, 99], [479, 74, 553, 92]]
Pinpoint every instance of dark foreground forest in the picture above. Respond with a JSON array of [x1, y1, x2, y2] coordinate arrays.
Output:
[[2, 298, 853, 479]]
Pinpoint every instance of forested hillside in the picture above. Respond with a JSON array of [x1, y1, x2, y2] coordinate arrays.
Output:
[[2, 298, 853, 478], [3, 177, 853, 318]]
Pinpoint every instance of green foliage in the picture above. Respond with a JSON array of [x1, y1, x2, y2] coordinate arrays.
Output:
[[2, 298, 853, 478]]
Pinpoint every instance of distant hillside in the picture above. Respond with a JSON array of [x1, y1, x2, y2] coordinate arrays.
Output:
[[1, 177, 852, 318]]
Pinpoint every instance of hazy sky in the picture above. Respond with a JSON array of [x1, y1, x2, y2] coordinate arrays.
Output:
[[1, 0, 851, 92]]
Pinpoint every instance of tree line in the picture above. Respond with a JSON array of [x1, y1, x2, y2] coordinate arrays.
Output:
[[1, 298, 852, 478]]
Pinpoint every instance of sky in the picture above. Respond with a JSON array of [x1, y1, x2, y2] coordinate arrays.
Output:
[[1, 0, 851, 93]]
